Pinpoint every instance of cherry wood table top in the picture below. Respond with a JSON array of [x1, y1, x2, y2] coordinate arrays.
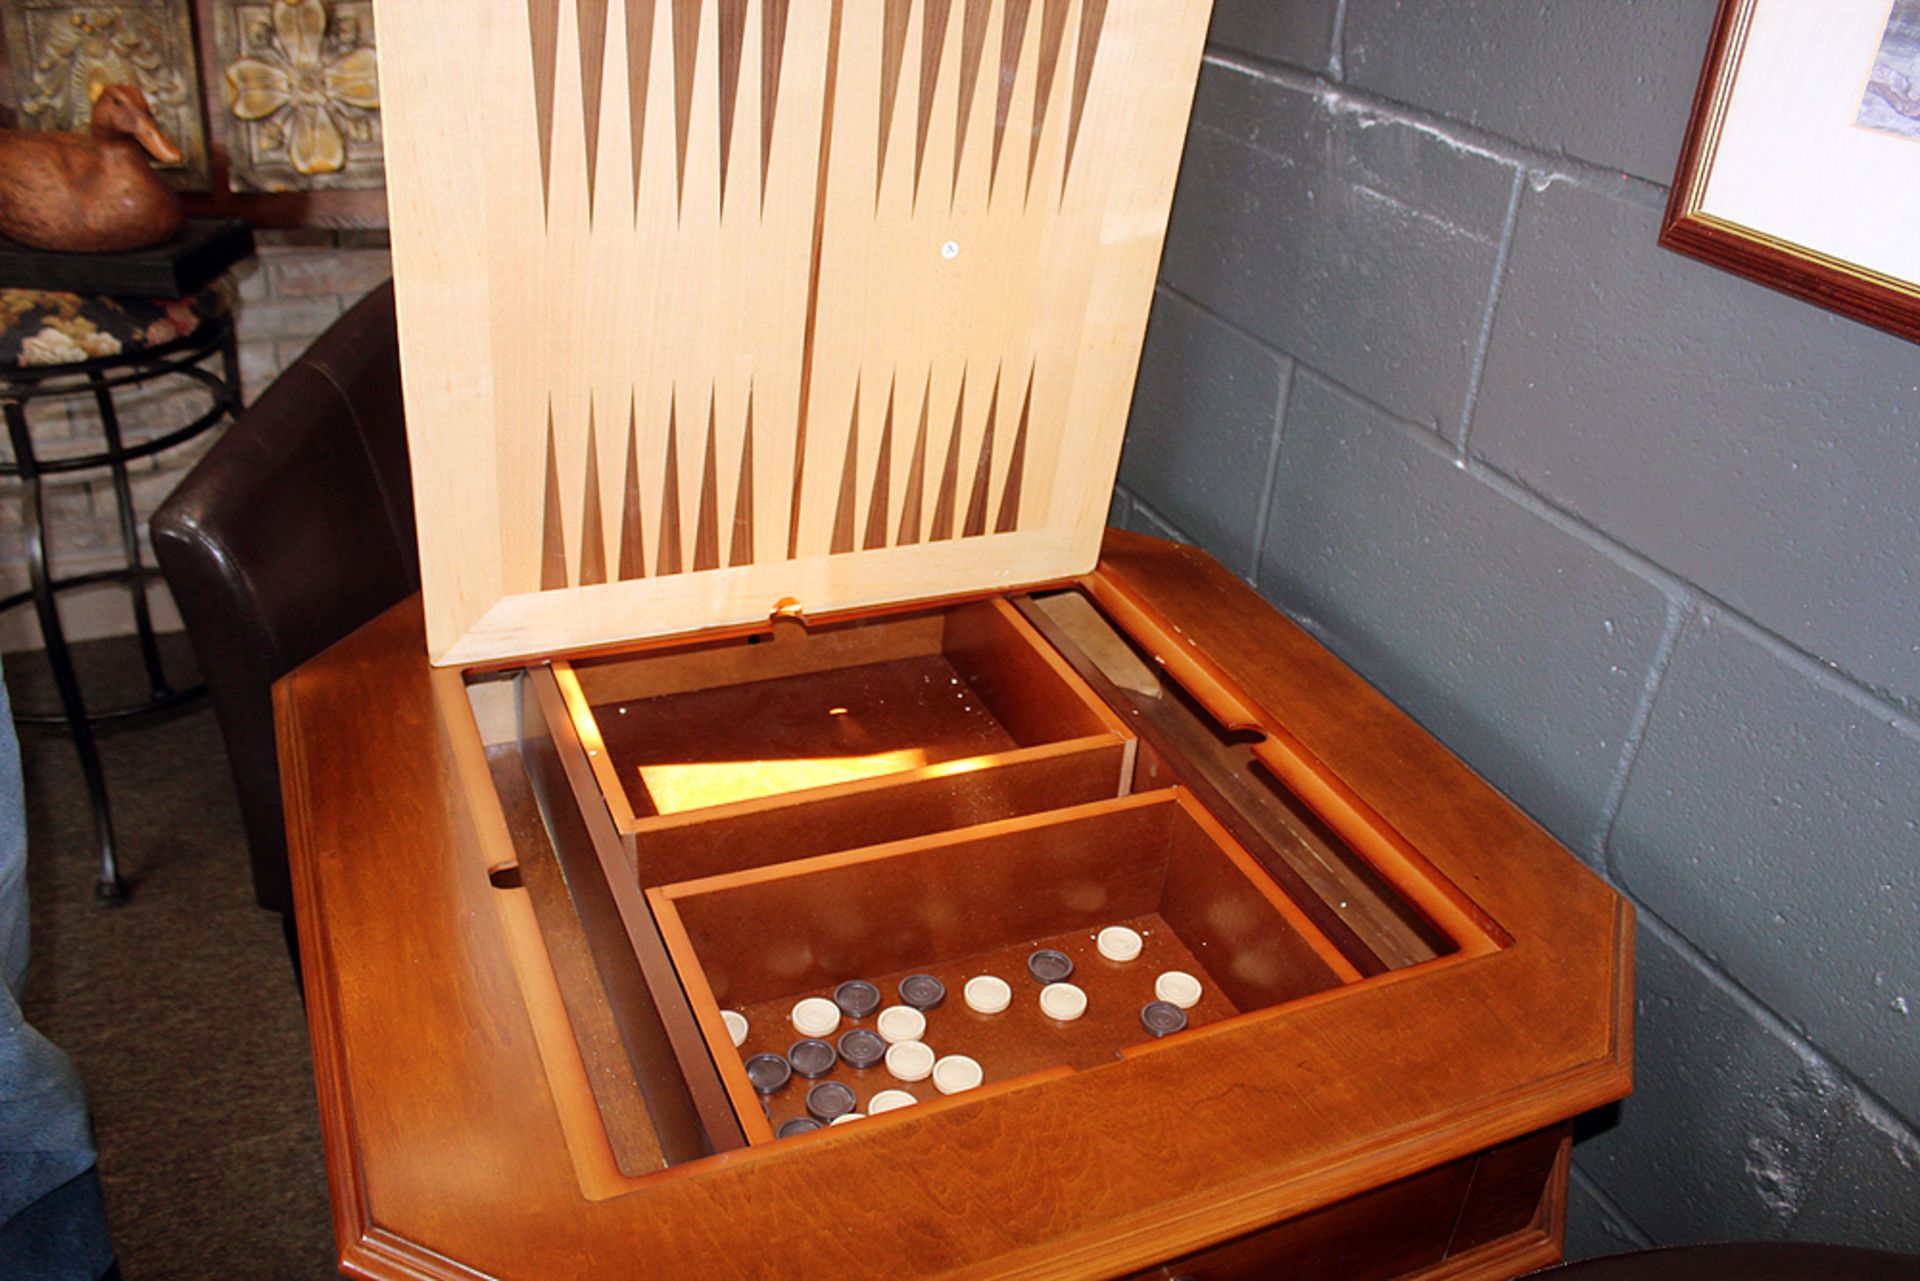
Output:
[[277, 529, 1630, 1281]]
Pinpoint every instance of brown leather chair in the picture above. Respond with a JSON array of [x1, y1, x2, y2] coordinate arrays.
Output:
[[1528, 1244, 1920, 1278], [153, 280, 417, 928]]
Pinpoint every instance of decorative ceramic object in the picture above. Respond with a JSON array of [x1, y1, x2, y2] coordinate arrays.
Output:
[[0, 82, 185, 252]]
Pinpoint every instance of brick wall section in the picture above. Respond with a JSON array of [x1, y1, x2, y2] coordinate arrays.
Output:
[[0, 235, 391, 652], [1119, 0, 1920, 1257]]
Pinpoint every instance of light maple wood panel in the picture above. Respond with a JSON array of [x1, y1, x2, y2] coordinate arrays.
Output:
[[376, 0, 1213, 665]]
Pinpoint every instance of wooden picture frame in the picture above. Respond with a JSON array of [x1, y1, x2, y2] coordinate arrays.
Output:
[[1663, 0, 1920, 342]]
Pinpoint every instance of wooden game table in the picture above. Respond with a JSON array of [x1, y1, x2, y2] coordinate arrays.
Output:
[[277, 531, 1630, 1281]]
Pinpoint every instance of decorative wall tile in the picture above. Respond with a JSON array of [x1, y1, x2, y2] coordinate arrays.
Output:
[[2, 0, 212, 189], [215, 0, 381, 192]]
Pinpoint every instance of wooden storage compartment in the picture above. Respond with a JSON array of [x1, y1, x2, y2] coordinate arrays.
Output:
[[648, 788, 1364, 1143], [548, 597, 1135, 885]]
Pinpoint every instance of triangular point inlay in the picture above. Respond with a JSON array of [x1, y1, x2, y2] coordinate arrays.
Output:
[[577, 0, 611, 210], [716, 0, 749, 215], [991, 0, 1032, 200], [694, 394, 723, 571], [625, 0, 657, 214], [831, 384, 862, 555], [1061, 0, 1108, 200], [913, 0, 953, 204], [528, 0, 561, 211], [1028, 0, 1072, 202], [619, 397, 647, 579], [877, 0, 913, 207], [963, 368, 1000, 537], [658, 395, 685, 574], [864, 378, 897, 550], [995, 369, 1033, 534], [760, 0, 792, 208], [579, 405, 608, 584], [730, 394, 755, 566], [930, 371, 966, 541], [540, 406, 569, 589], [671, 0, 704, 213], [897, 374, 931, 546], [952, 0, 992, 198]]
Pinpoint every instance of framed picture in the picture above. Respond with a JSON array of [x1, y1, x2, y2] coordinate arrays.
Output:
[[1664, 0, 1920, 341]]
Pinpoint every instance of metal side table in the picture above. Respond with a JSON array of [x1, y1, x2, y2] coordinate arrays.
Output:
[[0, 220, 253, 903]]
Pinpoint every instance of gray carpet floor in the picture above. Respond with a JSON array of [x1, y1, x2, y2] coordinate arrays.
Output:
[[6, 633, 336, 1280]]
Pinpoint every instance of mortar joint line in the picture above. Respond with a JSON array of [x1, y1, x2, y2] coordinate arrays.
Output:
[[1244, 356, 1295, 591], [1632, 897, 1920, 1150], [1200, 50, 1669, 208], [1453, 165, 1527, 458], [1154, 279, 1294, 368], [1566, 1160, 1656, 1251], [1327, 0, 1350, 82], [1592, 593, 1693, 879]]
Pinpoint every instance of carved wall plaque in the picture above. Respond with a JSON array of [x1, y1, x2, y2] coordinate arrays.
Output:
[[215, 0, 381, 192], [1, 0, 212, 190]]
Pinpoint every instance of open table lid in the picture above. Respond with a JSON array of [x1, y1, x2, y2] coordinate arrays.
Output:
[[377, 1, 1214, 666]]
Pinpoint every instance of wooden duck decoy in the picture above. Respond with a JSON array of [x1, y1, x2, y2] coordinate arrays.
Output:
[[0, 83, 185, 254]]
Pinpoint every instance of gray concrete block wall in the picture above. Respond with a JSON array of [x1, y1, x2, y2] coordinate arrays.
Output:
[[1121, 0, 1920, 1258]]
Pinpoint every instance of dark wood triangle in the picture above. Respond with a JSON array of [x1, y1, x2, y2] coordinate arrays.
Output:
[[929, 372, 965, 541], [540, 406, 569, 589], [962, 368, 1000, 537], [1027, 0, 1072, 201], [716, 0, 748, 214], [831, 384, 862, 554], [672, 0, 704, 213], [619, 396, 647, 579], [625, 0, 657, 214], [913, 0, 953, 205], [693, 394, 723, 571], [528, 0, 562, 212], [876, 0, 912, 207], [658, 394, 685, 574], [730, 393, 755, 566], [990, 0, 1031, 200], [952, 0, 991, 199], [786, 0, 847, 561], [995, 369, 1033, 533], [897, 374, 930, 546], [577, 0, 611, 210], [863, 377, 896, 550], [579, 402, 609, 583], [1060, 0, 1108, 200], [759, 0, 792, 208]]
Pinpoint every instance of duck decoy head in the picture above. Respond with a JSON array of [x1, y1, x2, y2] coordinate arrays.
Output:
[[87, 82, 183, 166]]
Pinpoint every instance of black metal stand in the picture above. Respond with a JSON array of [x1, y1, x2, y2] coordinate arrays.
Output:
[[1, 315, 241, 905]]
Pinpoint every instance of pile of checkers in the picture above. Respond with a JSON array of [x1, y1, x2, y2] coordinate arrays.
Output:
[[724, 925, 1206, 1139]]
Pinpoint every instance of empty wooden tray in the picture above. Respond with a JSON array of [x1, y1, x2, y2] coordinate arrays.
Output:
[[541, 596, 1136, 886]]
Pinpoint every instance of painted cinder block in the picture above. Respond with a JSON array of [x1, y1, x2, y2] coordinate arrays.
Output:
[[1610, 610, 1920, 1124], [1120, 288, 1287, 579], [1471, 177, 1920, 708], [1256, 371, 1671, 856], [1342, 0, 1720, 185], [1207, 0, 1343, 75], [1563, 1166, 1650, 1262], [1162, 64, 1515, 434], [1787, 1097, 1920, 1251], [1576, 921, 1853, 1242]]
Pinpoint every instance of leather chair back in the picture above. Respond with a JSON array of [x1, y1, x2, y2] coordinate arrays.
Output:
[[153, 281, 417, 915]]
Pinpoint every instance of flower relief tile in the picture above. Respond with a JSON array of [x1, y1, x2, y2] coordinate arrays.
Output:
[[219, 0, 381, 190]]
